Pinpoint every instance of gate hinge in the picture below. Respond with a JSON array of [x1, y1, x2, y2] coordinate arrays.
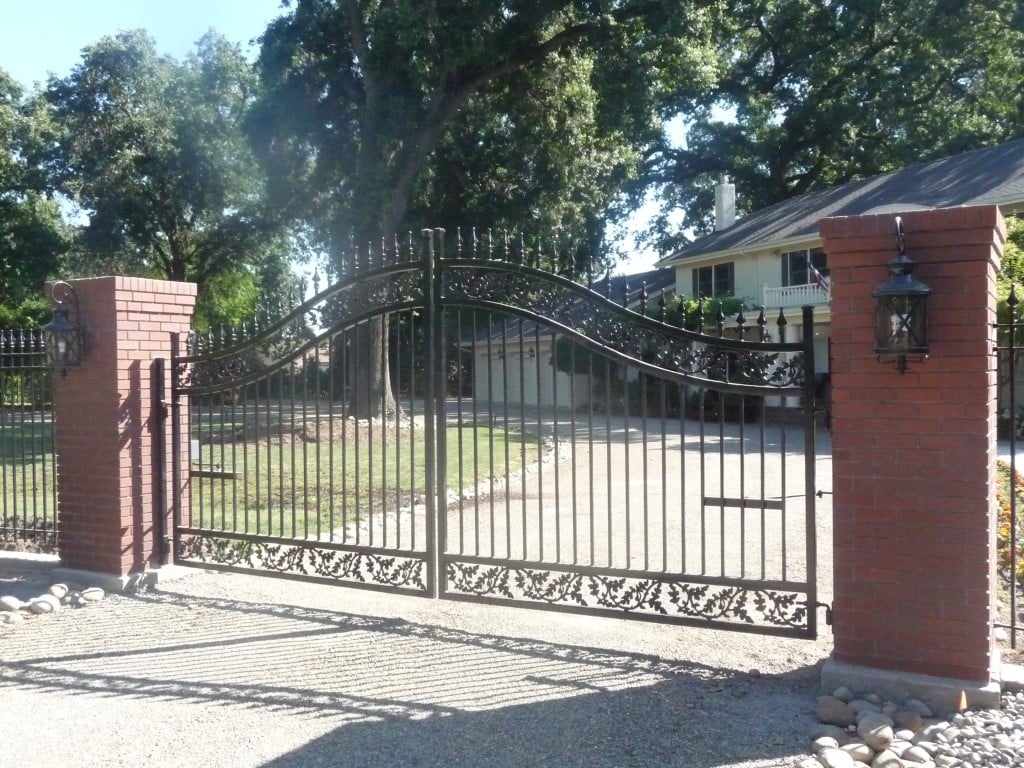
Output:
[[816, 489, 832, 498], [817, 602, 834, 627]]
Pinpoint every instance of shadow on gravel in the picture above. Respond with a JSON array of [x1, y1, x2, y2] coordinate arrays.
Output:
[[1, 587, 822, 768]]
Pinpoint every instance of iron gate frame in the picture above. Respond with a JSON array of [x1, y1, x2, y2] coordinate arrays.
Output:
[[168, 229, 821, 638]]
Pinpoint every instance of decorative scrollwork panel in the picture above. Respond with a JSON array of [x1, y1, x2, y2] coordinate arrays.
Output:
[[443, 265, 805, 389], [445, 562, 809, 632], [177, 534, 428, 592], [179, 270, 424, 392]]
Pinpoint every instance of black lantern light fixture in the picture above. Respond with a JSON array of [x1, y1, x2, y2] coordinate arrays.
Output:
[[871, 216, 931, 373], [41, 281, 85, 375]]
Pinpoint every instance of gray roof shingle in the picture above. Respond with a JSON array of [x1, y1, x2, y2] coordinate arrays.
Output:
[[662, 138, 1024, 264]]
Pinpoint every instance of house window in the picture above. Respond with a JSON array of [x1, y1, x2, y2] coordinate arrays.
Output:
[[781, 248, 828, 287], [692, 262, 734, 298]]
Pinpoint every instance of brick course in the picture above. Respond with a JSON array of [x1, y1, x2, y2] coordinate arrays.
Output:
[[821, 206, 1003, 683], [51, 277, 196, 576]]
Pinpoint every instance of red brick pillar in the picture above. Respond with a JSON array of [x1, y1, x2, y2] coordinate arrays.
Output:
[[51, 277, 196, 582], [820, 207, 1003, 709]]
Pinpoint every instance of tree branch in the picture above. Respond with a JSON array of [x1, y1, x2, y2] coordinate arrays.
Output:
[[384, 0, 690, 230]]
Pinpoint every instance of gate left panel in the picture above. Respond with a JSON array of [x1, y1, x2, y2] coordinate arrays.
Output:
[[170, 261, 433, 595]]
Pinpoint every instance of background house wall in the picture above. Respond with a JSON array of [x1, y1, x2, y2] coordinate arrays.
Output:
[[473, 341, 584, 408]]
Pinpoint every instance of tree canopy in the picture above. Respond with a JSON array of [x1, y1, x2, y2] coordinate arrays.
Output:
[[250, 0, 717, 269], [248, 0, 719, 416], [647, 0, 1024, 249], [41, 30, 295, 327], [0, 69, 67, 326], [3, 0, 1024, 331]]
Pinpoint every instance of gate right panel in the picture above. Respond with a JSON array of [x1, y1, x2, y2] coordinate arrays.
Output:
[[438, 257, 820, 638]]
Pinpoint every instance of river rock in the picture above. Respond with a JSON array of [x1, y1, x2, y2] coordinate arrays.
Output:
[[903, 745, 933, 763], [0, 595, 24, 611], [832, 686, 856, 703], [810, 724, 851, 745], [913, 723, 948, 744], [80, 587, 105, 602], [812, 736, 840, 753], [0, 611, 24, 624], [849, 699, 882, 716], [870, 749, 901, 768], [28, 594, 61, 613], [818, 746, 856, 768], [902, 698, 934, 718], [841, 742, 873, 762], [858, 712, 894, 752], [818, 695, 857, 727], [47, 583, 68, 599], [886, 738, 911, 757]]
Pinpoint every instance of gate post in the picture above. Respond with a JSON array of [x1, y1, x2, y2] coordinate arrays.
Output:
[[50, 277, 196, 586], [820, 206, 1004, 711]]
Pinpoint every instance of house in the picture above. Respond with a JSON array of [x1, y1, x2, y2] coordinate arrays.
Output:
[[469, 268, 676, 407], [656, 139, 1024, 376]]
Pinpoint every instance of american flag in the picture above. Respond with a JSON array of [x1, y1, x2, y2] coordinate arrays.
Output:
[[806, 255, 830, 292]]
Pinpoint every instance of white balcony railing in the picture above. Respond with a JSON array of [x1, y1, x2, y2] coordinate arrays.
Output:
[[762, 282, 830, 309]]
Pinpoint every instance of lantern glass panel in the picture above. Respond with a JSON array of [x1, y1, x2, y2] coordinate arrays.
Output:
[[874, 293, 928, 355]]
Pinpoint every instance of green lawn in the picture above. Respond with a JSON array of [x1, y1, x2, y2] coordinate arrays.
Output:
[[188, 424, 538, 539], [0, 418, 58, 533]]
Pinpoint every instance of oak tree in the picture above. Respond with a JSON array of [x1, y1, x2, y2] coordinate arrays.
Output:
[[648, 0, 1024, 248], [250, 0, 717, 415]]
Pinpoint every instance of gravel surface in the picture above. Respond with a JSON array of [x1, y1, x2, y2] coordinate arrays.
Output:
[[1, 552, 834, 768]]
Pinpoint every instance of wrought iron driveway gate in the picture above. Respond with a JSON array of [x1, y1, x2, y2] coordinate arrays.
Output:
[[169, 230, 821, 638]]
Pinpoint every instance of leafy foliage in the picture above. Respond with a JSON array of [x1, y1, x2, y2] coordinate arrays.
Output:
[[995, 215, 1024, 330], [40, 30, 293, 319], [251, 0, 717, 259], [649, 0, 1024, 249], [250, 0, 719, 415], [659, 294, 750, 332], [0, 69, 68, 323]]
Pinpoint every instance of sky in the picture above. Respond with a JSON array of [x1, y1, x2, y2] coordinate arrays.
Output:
[[0, 0, 662, 274], [0, 0, 287, 88]]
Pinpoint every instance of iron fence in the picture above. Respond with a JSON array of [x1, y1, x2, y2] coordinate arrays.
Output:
[[0, 328, 58, 551], [996, 287, 1023, 650]]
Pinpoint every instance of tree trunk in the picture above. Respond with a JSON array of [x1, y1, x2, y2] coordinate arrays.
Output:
[[347, 315, 398, 419], [334, 128, 417, 420]]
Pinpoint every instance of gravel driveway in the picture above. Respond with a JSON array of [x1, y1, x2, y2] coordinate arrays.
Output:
[[0, 556, 834, 768], [1, 426, 835, 768]]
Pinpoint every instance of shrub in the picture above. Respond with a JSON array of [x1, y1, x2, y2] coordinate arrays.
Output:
[[995, 460, 1024, 589]]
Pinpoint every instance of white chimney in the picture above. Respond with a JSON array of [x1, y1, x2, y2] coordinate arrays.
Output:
[[714, 175, 736, 231]]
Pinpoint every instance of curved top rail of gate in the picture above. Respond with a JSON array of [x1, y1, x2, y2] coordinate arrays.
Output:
[[172, 227, 812, 398], [440, 255, 808, 397], [173, 258, 426, 395]]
